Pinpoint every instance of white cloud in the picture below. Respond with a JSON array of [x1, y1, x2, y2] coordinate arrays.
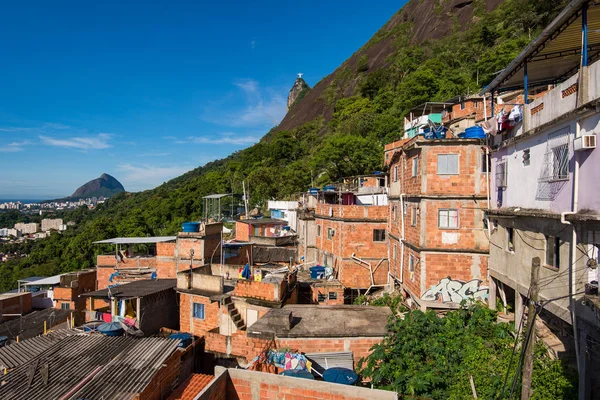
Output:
[[0, 140, 30, 152], [137, 151, 171, 157], [118, 163, 192, 191], [39, 133, 112, 150], [0, 127, 35, 132], [250, 40, 256, 49], [174, 133, 260, 146], [202, 79, 287, 128]]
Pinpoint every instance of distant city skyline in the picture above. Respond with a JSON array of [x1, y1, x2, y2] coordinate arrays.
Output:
[[0, 0, 407, 198]]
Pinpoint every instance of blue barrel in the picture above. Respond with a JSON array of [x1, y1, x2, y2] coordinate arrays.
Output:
[[97, 322, 124, 337], [280, 370, 315, 380], [309, 266, 326, 279], [464, 126, 485, 138], [182, 222, 201, 232], [323, 367, 358, 385], [169, 332, 193, 348]]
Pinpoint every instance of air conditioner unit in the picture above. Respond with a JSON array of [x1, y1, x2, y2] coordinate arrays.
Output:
[[574, 135, 596, 151]]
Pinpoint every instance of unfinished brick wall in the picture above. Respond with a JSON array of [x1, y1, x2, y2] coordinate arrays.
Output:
[[0, 292, 32, 319], [311, 285, 345, 305], [402, 247, 422, 298], [420, 199, 489, 251], [180, 293, 220, 336], [423, 145, 487, 196], [96, 255, 116, 267], [235, 221, 250, 242], [155, 258, 177, 279], [157, 242, 176, 257], [96, 266, 113, 289], [138, 348, 182, 400], [232, 280, 284, 302], [338, 259, 388, 289], [388, 235, 402, 279], [423, 253, 489, 289]]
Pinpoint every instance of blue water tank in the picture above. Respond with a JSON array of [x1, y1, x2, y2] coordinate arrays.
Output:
[[182, 222, 201, 232], [310, 266, 326, 280], [464, 126, 486, 138], [169, 332, 193, 348]]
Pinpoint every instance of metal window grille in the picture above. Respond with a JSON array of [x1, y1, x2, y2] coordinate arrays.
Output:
[[193, 303, 205, 320]]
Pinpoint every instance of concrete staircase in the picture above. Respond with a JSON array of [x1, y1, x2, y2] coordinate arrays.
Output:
[[223, 296, 245, 331]]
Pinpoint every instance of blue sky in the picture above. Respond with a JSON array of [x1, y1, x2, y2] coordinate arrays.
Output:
[[0, 0, 406, 199]]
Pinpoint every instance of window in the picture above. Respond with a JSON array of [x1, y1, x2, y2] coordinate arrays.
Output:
[[60, 303, 70, 310], [317, 225, 321, 237], [545, 236, 560, 269], [327, 228, 335, 240], [373, 229, 386, 242], [393, 244, 397, 260], [507, 228, 515, 252], [411, 207, 417, 226], [317, 293, 326, 302], [412, 157, 418, 177], [496, 162, 507, 188], [409, 254, 415, 281], [193, 303, 205, 320], [460, 99, 465, 110], [328, 292, 337, 300], [437, 154, 459, 175], [438, 209, 459, 229], [393, 166, 398, 182], [551, 144, 569, 180], [481, 153, 491, 173]]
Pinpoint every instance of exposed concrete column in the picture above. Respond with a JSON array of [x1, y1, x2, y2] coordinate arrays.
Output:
[[579, 327, 590, 400], [515, 292, 524, 332], [488, 277, 497, 310]]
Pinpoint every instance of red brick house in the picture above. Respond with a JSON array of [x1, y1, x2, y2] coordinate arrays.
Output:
[[313, 177, 389, 290], [95, 223, 224, 289], [385, 137, 490, 309]]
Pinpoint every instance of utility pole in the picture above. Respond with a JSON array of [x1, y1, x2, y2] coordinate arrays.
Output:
[[521, 257, 540, 400], [242, 180, 249, 219]]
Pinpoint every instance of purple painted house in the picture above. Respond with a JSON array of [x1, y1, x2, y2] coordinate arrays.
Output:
[[482, 1, 600, 397]]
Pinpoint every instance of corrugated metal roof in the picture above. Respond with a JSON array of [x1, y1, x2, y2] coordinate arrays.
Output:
[[305, 351, 354, 374], [0, 308, 71, 341], [94, 236, 176, 244], [0, 335, 181, 400], [484, 0, 600, 93], [81, 279, 177, 299], [21, 274, 64, 286], [202, 193, 231, 199], [0, 329, 80, 369]]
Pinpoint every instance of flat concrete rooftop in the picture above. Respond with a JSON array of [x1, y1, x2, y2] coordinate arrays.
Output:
[[247, 305, 391, 339]]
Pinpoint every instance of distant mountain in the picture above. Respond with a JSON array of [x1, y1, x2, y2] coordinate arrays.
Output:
[[70, 173, 125, 199]]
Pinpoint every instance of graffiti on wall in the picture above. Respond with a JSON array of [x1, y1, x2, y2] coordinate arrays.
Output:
[[421, 277, 489, 303]]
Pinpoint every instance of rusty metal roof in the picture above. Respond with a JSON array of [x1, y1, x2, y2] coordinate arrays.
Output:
[[0, 335, 181, 400]]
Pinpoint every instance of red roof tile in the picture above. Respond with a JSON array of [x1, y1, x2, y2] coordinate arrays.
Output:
[[168, 374, 214, 400]]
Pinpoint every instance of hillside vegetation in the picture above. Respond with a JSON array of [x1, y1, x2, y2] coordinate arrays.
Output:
[[0, 0, 569, 291]]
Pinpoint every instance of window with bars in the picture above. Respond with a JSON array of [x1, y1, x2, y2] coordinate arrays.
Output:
[[438, 209, 459, 229], [551, 144, 569, 180], [61, 303, 70, 310], [328, 292, 337, 300], [317, 293, 326, 302]]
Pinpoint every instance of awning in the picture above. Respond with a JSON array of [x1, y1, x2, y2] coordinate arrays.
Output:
[[22, 275, 64, 286], [93, 236, 176, 245], [202, 194, 231, 199], [483, 0, 600, 93]]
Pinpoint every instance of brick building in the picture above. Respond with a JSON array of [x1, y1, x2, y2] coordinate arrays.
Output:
[[52, 269, 96, 324], [177, 263, 298, 364], [95, 223, 224, 289], [312, 177, 389, 290], [384, 137, 489, 309]]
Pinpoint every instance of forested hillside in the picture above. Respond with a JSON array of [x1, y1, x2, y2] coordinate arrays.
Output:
[[0, 0, 569, 291]]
